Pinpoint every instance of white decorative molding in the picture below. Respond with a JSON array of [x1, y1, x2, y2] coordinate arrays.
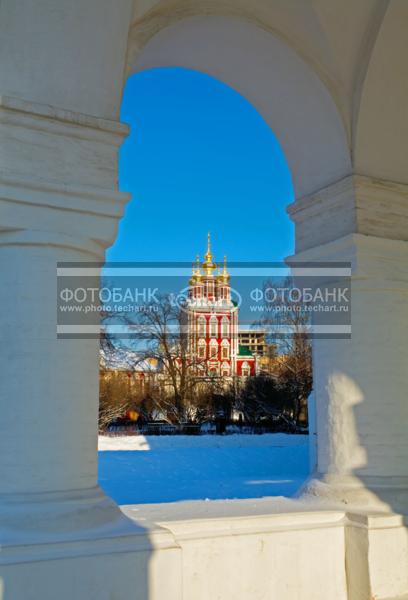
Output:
[[0, 95, 129, 138], [287, 175, 355, 221], [288, 174, 408, 252], [0, 96, 130, 250], [354, 174, 408, 242], [0, 230, 105, 258], [287, 232, 408, 284], [0, 173, 130, 218], [287, 175, 356, 252]]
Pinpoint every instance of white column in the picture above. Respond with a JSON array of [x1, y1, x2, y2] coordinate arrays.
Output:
[[0, 96, 136, 549], [288, 175, 408, 513]]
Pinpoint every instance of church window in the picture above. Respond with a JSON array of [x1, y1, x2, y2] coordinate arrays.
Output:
[[198, 339, 206, 358], [209, 339, 218, 358], [209, 315, 218, 337], [198, 316, 206, 337], [221, 339, 229, 359], [241, 361, 250, 377], [221, 316, 229, 338]]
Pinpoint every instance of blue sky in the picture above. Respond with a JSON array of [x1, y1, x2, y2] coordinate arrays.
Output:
[[107, 67, 294, 265]]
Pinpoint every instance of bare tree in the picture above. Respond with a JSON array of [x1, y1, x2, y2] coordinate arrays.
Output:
[[99, 332, 157, 430], [99, 373, 132, 432], [103, 295, 224, 425], [260, 276, 313, 424]]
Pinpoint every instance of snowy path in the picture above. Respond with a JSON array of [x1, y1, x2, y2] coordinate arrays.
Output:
[[98, 434, 310, 505]]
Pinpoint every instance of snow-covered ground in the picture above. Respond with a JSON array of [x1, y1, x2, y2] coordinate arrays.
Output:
[[98, 434, 310, 505]]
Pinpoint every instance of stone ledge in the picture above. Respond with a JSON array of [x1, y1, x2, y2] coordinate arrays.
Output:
[[287, 232, 408, 276], [288, 174, 408, 252], [0, 527, 177, 566], [122, 496, 406, 534], [0, 95, 129, 137], [122, 499, 408, 599], [287, 174, 355, 221], [0, 230, 106, 258], [0, 486, 180, 566], [0, 172, 130, 218]]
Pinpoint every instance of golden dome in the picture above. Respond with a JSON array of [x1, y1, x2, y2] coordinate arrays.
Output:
[[217, 255, 230, 282], [202, 231, 217, 277], [190, 255, 202, 284]]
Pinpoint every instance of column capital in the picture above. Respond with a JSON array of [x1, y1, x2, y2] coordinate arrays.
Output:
[[287, 232, 408, 284], [288, 174, 408, 253], [0, 96, 130, 257]]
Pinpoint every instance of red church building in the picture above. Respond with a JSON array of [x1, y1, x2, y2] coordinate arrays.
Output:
[[185, 233, 256, 378]]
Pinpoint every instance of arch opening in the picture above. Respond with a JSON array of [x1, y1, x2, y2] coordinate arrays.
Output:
[[128, 15, 351, 199], [99, 64, 314, 505]]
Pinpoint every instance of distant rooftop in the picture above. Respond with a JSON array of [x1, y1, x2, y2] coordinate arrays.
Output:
[[238, 345, 253, 356]]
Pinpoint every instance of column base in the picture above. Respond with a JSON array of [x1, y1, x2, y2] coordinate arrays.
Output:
[[0, 486, 182, 600], [295, 477, 408, 598], [298, 473, 408, 515], [0, 485, 138, 549]]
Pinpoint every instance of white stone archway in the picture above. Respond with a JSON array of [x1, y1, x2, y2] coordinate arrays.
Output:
[[129, 8, 408, 513]]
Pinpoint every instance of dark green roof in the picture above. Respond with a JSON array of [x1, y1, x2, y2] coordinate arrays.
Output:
[[238, 345, 253, 356]]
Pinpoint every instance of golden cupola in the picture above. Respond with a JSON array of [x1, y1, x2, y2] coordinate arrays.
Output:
[[202, 232, 217, 277], [218, 255, 230, 283], [189, 255, 202, 285]]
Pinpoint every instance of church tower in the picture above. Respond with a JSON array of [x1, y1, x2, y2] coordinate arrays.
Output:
[[186, 233, 251, 377]]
